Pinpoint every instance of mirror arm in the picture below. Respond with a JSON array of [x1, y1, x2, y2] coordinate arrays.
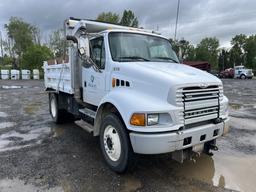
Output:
[[66, 35, 78, 44]]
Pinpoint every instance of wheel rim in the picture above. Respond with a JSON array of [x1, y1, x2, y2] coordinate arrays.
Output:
[[50, 97, 57, 118], [103, 125, 121, 161]]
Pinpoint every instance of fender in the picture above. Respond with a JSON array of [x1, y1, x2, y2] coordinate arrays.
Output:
[[220, 95, 229, 119], [94, 88, 181, 135]]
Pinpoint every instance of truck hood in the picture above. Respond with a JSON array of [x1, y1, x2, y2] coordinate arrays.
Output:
[[133, 62, 221, 85]]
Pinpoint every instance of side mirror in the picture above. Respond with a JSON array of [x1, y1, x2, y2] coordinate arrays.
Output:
[[78, 37, 102, 73], [79, 36, 90, 56]]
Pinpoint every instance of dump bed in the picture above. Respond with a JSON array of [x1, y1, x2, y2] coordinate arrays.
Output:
[[43, 61, 74, 94]]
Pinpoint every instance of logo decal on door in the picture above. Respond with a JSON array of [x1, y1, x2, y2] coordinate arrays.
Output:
[[90, 75, 94, 83], [88, 75, 96, 88]]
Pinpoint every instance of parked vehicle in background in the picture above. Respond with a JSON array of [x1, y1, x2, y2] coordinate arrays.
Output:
[[234, 65, 254, 79], [44, 18, 229, 173], [182, 61, 211, 72], [219, 68, 234, 79]]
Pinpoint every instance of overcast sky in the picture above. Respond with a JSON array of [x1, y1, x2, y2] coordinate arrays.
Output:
[[0, 0, 256, 47]]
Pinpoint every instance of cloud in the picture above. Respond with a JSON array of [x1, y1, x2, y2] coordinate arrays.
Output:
[[0, 0, 256, 46]]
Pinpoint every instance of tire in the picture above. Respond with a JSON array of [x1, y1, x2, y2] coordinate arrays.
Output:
[[49, 93, 71, 124], [99, 113, 134, 173], [240, 74, 246, 79]]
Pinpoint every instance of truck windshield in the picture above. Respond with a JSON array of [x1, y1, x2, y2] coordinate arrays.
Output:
[[108, 32, 179, 63]]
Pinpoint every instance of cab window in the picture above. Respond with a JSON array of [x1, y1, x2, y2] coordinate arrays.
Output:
[[90, 37, 105, 69]]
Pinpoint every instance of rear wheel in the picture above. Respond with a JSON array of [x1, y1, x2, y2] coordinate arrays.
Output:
[[49, 93, 74, 123], [100, 113, 134, 173]]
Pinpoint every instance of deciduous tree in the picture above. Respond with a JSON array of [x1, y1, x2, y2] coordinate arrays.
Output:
[[21, 44, 53, 70], [195, 37, 219, 69], [96, 12, 120, 24], [4, 17, 39, 68], [96, 10, 139, 27], [169, 38, 195, 61], [230, 34, 247, 66], [244, 35, 256, 70], [49, 29, 67, 58], [218, 49, 230, 71], [120, 10, 138, 27]]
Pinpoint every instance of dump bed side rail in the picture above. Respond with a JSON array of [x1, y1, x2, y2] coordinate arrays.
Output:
[[43, 61, 74, 94]]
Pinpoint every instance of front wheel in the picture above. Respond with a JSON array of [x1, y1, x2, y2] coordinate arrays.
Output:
[[100, 113, 134, 173], [240, 74, 246, 79]]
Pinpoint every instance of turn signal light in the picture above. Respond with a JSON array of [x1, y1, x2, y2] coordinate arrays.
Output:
[[112, 78, 116, 87], [130, 113, 145, 126]]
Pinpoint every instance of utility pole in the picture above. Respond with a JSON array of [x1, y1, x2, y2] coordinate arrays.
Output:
[[0, 31, 3, 64], [174, 0, 180, 40], [222, 54, 225, 71]]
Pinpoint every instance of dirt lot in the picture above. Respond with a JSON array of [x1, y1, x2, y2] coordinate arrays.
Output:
[[0, 79, 255, 192]]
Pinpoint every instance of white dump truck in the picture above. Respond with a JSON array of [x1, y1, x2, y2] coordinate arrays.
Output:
[[234, 65, 254, 79], [44, 18, 229, 172]]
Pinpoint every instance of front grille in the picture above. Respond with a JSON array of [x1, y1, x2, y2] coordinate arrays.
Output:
[[176, 85, 223, 125]]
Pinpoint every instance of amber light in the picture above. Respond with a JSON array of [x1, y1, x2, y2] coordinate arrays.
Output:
[[112, 78, 116, 87], [130, 113, 145, 126]]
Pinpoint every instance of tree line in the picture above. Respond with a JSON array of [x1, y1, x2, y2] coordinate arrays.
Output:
[[170, 34, 256, 71], [0, 17, 53, 70], [0, 10, 255, 71]]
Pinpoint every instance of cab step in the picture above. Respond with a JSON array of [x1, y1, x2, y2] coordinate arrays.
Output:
[[75, 120, 94, 133], [79, 108, 96, 119]]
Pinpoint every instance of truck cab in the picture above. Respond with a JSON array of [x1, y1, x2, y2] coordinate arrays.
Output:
[[44, 18, 229, 172], [234, 65, 254, 79]]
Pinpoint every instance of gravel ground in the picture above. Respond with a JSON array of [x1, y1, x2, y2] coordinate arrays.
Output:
[[0, 79, 255, 192]]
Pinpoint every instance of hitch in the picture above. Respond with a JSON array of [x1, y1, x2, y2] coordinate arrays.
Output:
[[209, 144, 218, 151], [172, 149, 202, 163], [204, 141, 218, 156]]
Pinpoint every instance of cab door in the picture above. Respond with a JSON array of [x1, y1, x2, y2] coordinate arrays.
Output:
[[82, 36, 106, 106]]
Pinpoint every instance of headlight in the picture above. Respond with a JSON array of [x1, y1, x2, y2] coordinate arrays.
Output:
[[130, 113, 172, 126], [147, 114, 159, 126]]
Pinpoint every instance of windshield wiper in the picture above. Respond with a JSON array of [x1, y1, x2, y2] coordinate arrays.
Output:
[[116, 56, 150, 62], [152, 56, 179, 63]]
